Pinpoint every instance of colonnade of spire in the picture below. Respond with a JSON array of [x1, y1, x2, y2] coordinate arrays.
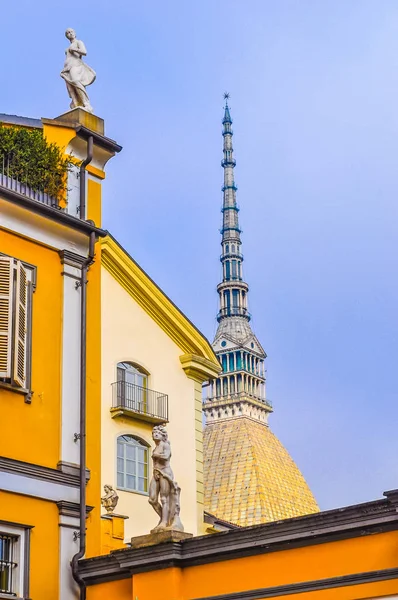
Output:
[[203, 96, 272, 425]]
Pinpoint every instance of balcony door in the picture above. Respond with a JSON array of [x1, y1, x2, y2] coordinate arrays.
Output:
[[117, 362, 148, 413]]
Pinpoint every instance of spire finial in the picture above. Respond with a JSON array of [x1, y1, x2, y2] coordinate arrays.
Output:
[[223, 92, 230, 105]]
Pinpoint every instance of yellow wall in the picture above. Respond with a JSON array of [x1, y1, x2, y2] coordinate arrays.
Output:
[[120, 531, 398, 600], [101, 266, 201, 539], [0, 491, 59, 599], [0, 229, 62, 468]]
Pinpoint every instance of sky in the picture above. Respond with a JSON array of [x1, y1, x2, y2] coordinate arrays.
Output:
[[2, 0, 398, 511]]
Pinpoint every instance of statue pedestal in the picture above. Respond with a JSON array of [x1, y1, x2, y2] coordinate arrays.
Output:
[[101, 513, 129, 555], [54, 107, 104, 135], [130, 530, 193, 549]]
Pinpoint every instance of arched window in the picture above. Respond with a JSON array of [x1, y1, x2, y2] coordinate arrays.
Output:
[[117, 435, 149, 493], [116, 362, 148, 410]]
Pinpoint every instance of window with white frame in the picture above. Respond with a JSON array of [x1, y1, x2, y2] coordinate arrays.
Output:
[[0, 255, 35, 395], [0, 523, 30, 598], [117, 435, 149, 494], [116, 362, 148, 411]]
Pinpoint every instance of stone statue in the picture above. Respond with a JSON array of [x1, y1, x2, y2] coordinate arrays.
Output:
[[148, 425, 184, 532], [101, 484, 119, 514], [60, 28, 96, 113]]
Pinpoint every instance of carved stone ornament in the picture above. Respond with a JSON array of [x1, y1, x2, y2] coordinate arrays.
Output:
[[60, 28, 96, 113], [101, 484, 119, 514], [148, 424, 184, 533]]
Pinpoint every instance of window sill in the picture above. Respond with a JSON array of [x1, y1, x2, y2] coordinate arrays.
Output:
[[116, 487, 149, 498], [0, 381, 32, 403]]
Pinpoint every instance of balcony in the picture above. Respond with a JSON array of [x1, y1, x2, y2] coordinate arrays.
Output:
[[110, 381, 168, 424], [221, 158, 236, 167], [217, 307, 251, 322]]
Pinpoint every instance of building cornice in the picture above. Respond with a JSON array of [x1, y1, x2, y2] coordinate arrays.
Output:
[[0, 456, 90, 488], [101, 235, 220, 375], [180, 354, 221, 383], [77, 491, 398, 586], [0, 185, 106, 237]]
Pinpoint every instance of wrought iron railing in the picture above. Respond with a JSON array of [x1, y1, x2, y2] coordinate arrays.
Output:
[[221, 158, 236, 167], [0, 156, 62, 209], [0, 533, 17, 595], [217, 307, 251, 321], [220, 252, 243, 260], [111, 381, 168, 422]]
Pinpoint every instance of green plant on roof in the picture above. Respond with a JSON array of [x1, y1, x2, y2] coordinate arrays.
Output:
[[0, 125, 72, 200]]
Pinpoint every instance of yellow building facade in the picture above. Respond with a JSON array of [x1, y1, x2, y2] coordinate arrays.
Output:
[[0, 109, 120, 599], [99, 234, 220, 540], [0, 108, 220, 598], [79, 488, 398, 600]]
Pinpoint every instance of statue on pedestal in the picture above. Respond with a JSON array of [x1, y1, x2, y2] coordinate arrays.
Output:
[[61, 28, 96, 113], [148, 425, 184, 532], [101, 484, 119, 514]]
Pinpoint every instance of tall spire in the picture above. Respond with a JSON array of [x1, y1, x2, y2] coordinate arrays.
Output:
[[202, 98, 319, 528], [203, 96, 272, 425], [218, 93, 249, 322]]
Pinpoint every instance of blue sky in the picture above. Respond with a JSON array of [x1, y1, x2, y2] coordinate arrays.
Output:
[[3, 0, 398, 511]]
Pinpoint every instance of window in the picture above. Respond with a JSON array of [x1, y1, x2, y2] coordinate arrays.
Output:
[[117, 435, 149, 494], [0, 255, 35, 395], [0, 524, 30, 598], [116, 362, 148, 411]]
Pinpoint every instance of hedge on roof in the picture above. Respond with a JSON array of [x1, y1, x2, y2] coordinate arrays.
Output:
[[0, 125, 71, 200]]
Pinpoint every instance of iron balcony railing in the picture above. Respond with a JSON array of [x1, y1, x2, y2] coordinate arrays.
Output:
[[0, 156, 62, 209], [217, 307, 251, 321], [112, 381, 168, 422], [221, 158, 236, 167], [220, 252, 243, 260]]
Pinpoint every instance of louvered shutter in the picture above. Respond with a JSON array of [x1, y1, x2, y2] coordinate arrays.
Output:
[[13, 262, 28, 387], [0, 256, 13, 378]]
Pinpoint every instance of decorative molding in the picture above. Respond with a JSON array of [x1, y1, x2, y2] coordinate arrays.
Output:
[[190, 567, 398, 600], [180, 354, 221, 383], [59, 250, 86, 268], [57, 501, 94, 518], [78, 492, 398, 585], [0, 456, 89, 488], [0, 184, 106, 236], [100, 235, 220, 372]]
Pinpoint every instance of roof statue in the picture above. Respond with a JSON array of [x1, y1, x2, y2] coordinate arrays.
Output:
[[61, 28, 96, 113], [202, 96, 319, 526], [148, 425, 184, 533]]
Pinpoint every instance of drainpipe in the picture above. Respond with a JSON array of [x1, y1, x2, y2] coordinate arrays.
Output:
[[79, 136, 93, 220], [71, 231, 95, 599], [71, 135, 95, 599]]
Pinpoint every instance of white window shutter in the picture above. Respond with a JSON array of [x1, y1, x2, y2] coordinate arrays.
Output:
[[0, 256, 13, 378], [13, 262, 28, 387]]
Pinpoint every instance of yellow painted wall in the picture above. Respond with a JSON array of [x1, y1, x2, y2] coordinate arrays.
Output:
[[0, 229, 62, 468], [87, 579, 132, 600], [101, 266, 200, 539], [0, 491, 59, 599], [128, 531, 398, 600], [87, 178, 102, 227]]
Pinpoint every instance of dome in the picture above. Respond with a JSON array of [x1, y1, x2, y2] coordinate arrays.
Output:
[[203, 417, 319, 526]]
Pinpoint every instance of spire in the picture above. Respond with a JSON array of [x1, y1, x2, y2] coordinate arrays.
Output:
[[202, 96, 272, 426], [218, 94, 248, 322]]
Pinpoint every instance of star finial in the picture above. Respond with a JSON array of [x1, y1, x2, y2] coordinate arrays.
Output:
[[224, 92, 230, 103]]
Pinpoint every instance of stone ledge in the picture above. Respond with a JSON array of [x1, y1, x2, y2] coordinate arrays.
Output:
[[130, 530, 193, 549]]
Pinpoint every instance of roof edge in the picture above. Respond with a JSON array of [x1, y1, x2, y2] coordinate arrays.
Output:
[[101, 234, 219, 370]]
